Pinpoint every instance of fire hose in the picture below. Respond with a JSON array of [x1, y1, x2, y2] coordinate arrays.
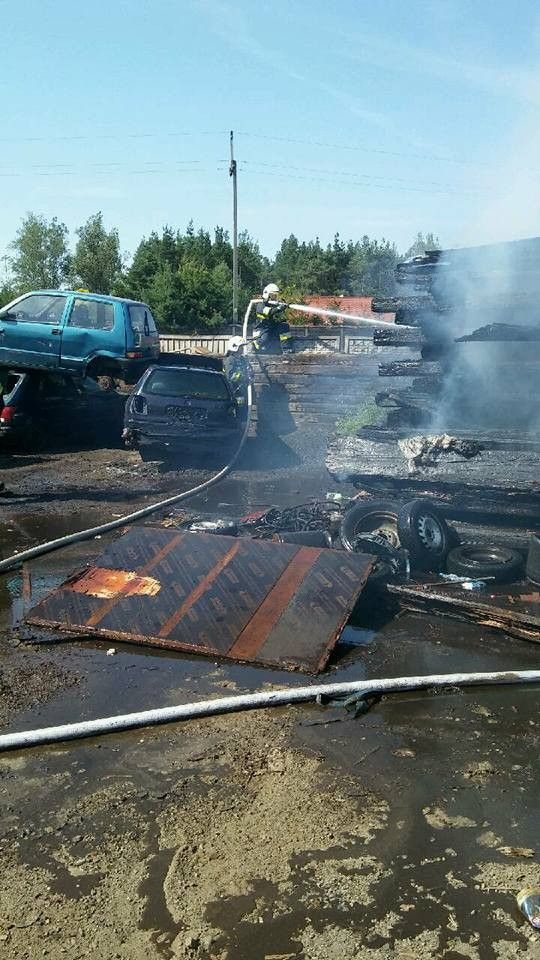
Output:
[[0, 669, 538, 750], [0, 381, 254, 574]]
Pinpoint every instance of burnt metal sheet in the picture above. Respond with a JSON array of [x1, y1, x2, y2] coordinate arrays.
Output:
[[25, 528, 373, 672]]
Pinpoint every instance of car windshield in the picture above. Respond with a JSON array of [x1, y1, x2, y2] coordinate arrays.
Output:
[[145, 368, 230, 400]]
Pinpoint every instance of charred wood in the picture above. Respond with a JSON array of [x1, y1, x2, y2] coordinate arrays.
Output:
[[373, 327, 423, 347], [379, 360, 443, 378], [456, 322, 540, 343], [388, 582, 540, 644], [371, 295, 437, 314]]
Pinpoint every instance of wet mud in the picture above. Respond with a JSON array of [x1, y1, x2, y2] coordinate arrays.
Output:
[[1, 428, 539, 959]]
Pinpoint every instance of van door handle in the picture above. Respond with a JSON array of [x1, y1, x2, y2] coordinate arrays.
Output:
[[50, 328, 61, 335]]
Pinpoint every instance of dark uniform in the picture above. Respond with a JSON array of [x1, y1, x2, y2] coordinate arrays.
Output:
[[223, 351, 251, 400], [252, 300, 293, 355]]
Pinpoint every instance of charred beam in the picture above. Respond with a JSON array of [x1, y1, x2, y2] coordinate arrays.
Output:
[[373, 327, 424, 347], [456, 322, 540, 343], [378, 360, 443, 378]]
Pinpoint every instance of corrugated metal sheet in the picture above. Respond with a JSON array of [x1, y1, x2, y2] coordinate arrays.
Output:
[[26, 528, 373, 672]]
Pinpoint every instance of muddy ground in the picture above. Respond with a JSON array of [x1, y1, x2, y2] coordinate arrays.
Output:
[[0, 415, 539, 960]]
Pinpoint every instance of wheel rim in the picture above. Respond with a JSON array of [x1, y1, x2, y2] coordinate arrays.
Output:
[[417, 514, 444, 552], [465, 548, 510, 564], [351, 512, 399, 547]]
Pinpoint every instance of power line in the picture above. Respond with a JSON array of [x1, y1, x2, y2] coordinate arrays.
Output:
[[0, 165, 209, 178], [0, 131, 227, 144], [0, 126, 490, 170], [239, 159, 473, 191], [237, 130, 479, 167], [221, 164, 493, 198]]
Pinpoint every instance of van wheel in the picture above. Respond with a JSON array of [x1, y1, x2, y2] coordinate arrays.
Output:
[[97, 375, 115, 392]]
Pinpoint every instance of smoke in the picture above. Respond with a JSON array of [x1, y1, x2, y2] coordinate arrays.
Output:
[[424, 106, 540, 435], [427, 236, 540, 435]]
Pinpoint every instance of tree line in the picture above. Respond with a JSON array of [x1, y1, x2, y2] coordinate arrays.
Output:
[[0, 212, 439, 331]]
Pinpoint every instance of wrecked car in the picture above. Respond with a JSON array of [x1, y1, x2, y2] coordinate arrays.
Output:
[[0, 290, 160, 383], [122, 363, 242, 450], [0, 369, 123, 449]]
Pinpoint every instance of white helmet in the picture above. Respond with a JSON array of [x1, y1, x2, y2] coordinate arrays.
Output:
[[262, 282, 280, 302], [227, 335, 243, 353]]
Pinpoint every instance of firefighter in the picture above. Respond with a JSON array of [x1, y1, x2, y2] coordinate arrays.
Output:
[[252, 283, 293, 355], [224, 335, 250, 398]]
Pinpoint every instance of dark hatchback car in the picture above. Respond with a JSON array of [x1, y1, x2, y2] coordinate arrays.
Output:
[[122, 364, 241, 450]]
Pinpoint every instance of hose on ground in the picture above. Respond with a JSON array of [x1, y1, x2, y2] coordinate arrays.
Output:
[[0, 669, 538, 751], [0, 384, 253, 575]]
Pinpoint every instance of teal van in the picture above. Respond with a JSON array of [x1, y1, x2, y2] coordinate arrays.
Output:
[[0, 290, 160, 382]]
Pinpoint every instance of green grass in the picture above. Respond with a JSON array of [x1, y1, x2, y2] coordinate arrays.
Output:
[[335, 400, 385, 436]]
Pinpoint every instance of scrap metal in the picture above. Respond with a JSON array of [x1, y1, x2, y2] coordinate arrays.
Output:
[[25, 527, 373, 673]]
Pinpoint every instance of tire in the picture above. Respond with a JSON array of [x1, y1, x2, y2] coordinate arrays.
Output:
[[397, 499, 453, 571], [352, 534, 408, 583], [339, 500, 399, 551], [446, 544, 524, 583], [526, 534, 540, 586]]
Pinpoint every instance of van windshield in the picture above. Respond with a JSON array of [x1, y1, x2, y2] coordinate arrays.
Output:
[[145, 368, 230, 400]]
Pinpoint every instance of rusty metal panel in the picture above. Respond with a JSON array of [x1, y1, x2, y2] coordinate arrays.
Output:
[[25, 528, 373, 672]]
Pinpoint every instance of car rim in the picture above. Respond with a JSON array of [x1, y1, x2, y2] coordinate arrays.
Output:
[[417, 514, 444, 552], [352, 513, 399, 547]]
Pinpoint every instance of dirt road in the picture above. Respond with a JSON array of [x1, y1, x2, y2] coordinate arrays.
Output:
[[1, 427, 539, 960]]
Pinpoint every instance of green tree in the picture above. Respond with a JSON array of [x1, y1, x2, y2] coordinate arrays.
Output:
[[10, 213, 70, 290], [348, 236, 398, 296], [402, 232, 441, 259], [72, 212, 122, 293], [0, 281, 18, 306]]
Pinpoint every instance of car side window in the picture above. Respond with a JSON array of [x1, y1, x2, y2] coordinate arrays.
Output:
[[129, 304, 157, 335], [68, 298, 114, 331], [3, 294, 66, 324]]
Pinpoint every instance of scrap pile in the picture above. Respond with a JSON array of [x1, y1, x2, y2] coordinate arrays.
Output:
[[326, 237, 540, 642]]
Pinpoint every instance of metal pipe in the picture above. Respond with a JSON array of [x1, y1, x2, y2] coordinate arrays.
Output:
[[0, 669, 538, 751]]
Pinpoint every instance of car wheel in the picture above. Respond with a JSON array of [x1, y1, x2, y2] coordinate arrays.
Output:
[[97, 375, 115, 392], [446, 544, 524, 583], [339, 500, 399, 552], [397, 498, 454, 571]]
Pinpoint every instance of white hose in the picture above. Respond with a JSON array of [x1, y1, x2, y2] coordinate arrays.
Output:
[[0, 383, 253, 575], [1, 669, 538, 751]]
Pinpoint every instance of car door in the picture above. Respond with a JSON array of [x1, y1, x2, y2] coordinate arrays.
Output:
[[0, 293, 69, 369]]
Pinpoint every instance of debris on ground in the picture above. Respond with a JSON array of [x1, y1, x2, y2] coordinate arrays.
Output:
[[398, 434, 482, 472]]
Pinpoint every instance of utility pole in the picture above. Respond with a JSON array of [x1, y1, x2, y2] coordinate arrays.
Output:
[[229, 130, 239, 330]]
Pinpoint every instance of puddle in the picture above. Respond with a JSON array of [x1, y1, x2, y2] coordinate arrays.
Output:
[[139, 847, 181, 957]]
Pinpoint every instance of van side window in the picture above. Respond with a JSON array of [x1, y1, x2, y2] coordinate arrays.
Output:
[[129, 305, 157, 335], [68, 299, 114, 331], [2, 294, 66, 324]]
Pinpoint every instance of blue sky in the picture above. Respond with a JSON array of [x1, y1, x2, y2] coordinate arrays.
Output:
[[2, 0, 540, 270]]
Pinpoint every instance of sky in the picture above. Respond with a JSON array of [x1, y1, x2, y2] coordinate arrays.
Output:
[[2, 0, 540, 271]]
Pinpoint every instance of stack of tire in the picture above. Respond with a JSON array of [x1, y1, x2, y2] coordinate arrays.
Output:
[[339, 498, 526, 585]]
